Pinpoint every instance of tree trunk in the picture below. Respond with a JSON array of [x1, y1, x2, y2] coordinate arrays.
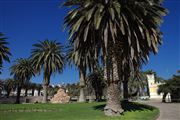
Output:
[[78, 68, 86, 102], [32, 89, 35, 96], [162, 93, 167, 102], [42, 84, 48, 103], [79, 87, 86, 102], [38, 89, 41, 96], [7, 90, 10, 98], [104, 83, 123, 116], [25, 88, 28, 96], [123, 80, 129, 102], [104, 56, 123, 116], [15, 85, 22, 104]]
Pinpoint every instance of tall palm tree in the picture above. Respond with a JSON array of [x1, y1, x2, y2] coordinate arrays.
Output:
[[10, 58, 35, 103], [86, 68, 105, 101], [66, 47, 94, 102], [0, 32, 11, 73], [64, 0, 167, 116], [31, 40, 64, 103]]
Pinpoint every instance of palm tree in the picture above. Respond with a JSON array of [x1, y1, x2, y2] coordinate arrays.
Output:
[[10, 58, 35, 103], [31, 40, 64, 103], [66, 47, 95, 102], [4, 78, 15, 98], [86, 68, 105, 101], [64, 0, 167, 116], [0, 32, 11, 73], [128, 71, 147, 99]]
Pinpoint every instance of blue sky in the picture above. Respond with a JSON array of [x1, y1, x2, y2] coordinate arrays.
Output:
[[0, 0, 179, 85]]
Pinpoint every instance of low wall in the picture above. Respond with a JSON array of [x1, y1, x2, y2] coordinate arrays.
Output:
[[0, 96, 43, 104]]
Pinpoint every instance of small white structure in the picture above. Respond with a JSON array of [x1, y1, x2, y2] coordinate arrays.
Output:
[[147, 74, 163, 99]]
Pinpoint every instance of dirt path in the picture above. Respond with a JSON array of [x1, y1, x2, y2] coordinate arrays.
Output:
[[140, 100, 180, 120]]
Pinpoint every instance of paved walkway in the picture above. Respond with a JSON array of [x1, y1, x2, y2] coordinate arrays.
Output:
[[140, 100, 180, 120]]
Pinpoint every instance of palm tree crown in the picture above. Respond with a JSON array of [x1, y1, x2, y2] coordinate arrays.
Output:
[[10, 58, 35, 84], [64, 0, 168, 74], [0, 32, 11, 73], [31, 40, 64, 85]]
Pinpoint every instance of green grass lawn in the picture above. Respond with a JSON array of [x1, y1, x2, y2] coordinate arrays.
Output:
[[0, 102, 159, 120]]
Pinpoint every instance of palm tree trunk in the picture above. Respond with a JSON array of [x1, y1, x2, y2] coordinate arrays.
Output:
[[78, 68, 86, 102], [104, 56, 123, 116], [123, 80, 129, 102], [42, 84, 48, 103], [38, 89, 41, 96], [32, 89, 34, 96], [7, 90, 10, 98], [25, 88, 28, 96], [15, 84, 22, 104]]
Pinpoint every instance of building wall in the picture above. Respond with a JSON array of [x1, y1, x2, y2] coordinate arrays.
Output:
[[147, 74, 163, 99]]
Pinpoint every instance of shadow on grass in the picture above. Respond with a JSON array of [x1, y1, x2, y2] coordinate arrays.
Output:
[[93, 101, 154, 112]]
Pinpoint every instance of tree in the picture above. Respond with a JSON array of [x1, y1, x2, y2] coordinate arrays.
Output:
[[0, 32, 11, 73], [65, 83, 79, 98], [29, 83, 37, 96], [144, 69, 164, 83], [158, 82, 170, 102], [23, 82, 30, 97], [128, 71, 147, 99], [66, 47, 95, 102], [158, 70, 180, 103], [4, 78, 15, 98], [64, 0, 167, 116], [86, 68, 105, 101], [10, 58, 35, 103], [36, 84, 43, 96], [31, 40, 64, 103]]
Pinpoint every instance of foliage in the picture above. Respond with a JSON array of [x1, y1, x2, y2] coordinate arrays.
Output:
[[4, 78, 15, 97], [144, 69, 165, 83], [65, 83, 79, 97], [64, 0, 168, 81], [47, 85, 60, 96], [10, 58, 35, 86], [158, 70, 180, 102], [128, 71, 147, 97], [31, 40, 64, 85], [86, 68, 106, 101], [0, 80, 4, 91], [0, 32, 11, 73]]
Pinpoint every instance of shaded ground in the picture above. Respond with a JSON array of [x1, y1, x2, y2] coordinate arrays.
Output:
[[140, 99, 180, 120]]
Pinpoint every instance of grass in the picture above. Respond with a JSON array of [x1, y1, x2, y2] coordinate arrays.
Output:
[[0, 102, 159, 120]]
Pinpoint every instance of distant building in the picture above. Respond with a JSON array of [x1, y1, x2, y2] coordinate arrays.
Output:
[[147, 74, 163, 99]]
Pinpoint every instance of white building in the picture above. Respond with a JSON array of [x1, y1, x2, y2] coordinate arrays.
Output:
[[147, 74, 163, 99]]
